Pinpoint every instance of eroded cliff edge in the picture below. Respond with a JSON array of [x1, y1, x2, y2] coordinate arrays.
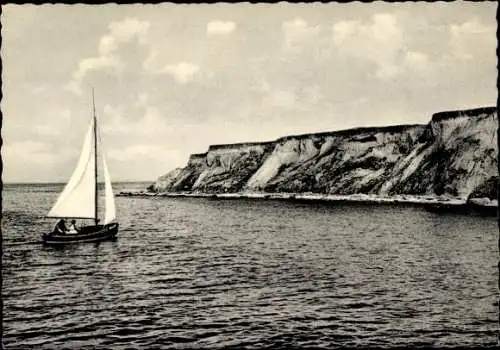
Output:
[[147, 107, 498, 203]]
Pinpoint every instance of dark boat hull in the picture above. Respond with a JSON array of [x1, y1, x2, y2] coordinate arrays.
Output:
[[42, 223, 119, 245]]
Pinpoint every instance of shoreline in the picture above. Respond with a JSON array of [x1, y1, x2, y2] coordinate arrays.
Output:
[[116, 190, 498, 216]]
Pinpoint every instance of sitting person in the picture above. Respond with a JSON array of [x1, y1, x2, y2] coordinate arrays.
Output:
[[53, 219, 68, 235], [67, 220, 79, 234]]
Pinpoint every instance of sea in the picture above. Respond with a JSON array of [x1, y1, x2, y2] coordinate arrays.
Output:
[[2, 182, 498, 349]]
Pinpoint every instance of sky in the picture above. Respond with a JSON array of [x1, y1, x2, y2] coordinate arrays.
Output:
[[1, 2, 497, 182]]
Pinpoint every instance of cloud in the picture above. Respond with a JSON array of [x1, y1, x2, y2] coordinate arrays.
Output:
[[450, 18, 495, 36], [282, 18, 320, 52], [100, 17, 150, 55], [331, 20, 358, 46], [143, 48, 200, 84], [207, 20, 236, 36], [159, 61, 200, 84], [67, 17, 151, 95], [449, 18, 496, 61], [332, 13, 403, 80], [72, 55, 123, 82]]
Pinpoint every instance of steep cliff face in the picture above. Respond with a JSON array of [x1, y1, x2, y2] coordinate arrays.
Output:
[[148, 143, 275, 193], [255, 125, 428, 195], [191, 143, 274, 193], [148, 153, 206, 192], [150, 107, 497, 200], [429, 109, 497, 198]]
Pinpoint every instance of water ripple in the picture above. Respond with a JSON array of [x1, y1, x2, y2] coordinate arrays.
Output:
[[2, 184, 498, 348]]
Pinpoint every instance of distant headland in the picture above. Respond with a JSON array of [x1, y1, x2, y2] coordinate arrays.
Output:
[[119, 106, 498, 215]]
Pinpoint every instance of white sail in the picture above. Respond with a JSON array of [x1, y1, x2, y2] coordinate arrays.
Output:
[[102, 154, 116, 224], [47, 119, 96, 219]]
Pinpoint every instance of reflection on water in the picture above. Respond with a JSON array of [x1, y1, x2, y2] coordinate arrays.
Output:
[[2, 183, 498, 349]]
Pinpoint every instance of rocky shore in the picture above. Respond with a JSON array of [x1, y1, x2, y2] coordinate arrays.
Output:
[[117, 190, 497, 216]]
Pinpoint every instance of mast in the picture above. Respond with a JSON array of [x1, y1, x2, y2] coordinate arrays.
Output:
[[92, 88, 98, 226]]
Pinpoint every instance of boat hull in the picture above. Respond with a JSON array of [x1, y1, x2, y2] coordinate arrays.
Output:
[[42, 223, 119, 245]]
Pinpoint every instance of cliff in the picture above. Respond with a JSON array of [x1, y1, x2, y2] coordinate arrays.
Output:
[[148, 107, 498, 202]]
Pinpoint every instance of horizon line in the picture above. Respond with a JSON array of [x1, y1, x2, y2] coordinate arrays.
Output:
[[3, 180, 154, 185]]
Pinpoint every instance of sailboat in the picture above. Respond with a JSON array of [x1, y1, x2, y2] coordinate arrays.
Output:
[[42, 89, 119, 245]]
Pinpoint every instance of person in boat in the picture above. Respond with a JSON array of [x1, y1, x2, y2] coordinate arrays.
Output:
[[53, 219, 68, 235], [67, 220, 79, 234]]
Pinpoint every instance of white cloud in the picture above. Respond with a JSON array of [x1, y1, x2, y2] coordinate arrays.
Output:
[[98, 35, 119, 57], [160, 62, 200, 84], [73, 55, 124, 81], [207, 20, 236, 36], [97, 17, 150, 57], [282, 18, 320, 52], [67, 17, 151, 95], [332, 13, 403, 80], [332, 20, 358, 46], [449, 18, 496, 61], [450, 18, 494, 36], [106, 17, 150, 46], [143, 50, 201, 84]]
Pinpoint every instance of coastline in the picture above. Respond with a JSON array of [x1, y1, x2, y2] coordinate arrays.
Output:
[[116, 190, 498, 216]]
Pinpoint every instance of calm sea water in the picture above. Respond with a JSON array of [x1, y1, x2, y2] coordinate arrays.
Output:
[[2, 183, 498, 349]]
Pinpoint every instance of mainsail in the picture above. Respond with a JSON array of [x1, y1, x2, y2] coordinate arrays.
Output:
[[47, 109, 116, 223], [47, 119, 96, 219]]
